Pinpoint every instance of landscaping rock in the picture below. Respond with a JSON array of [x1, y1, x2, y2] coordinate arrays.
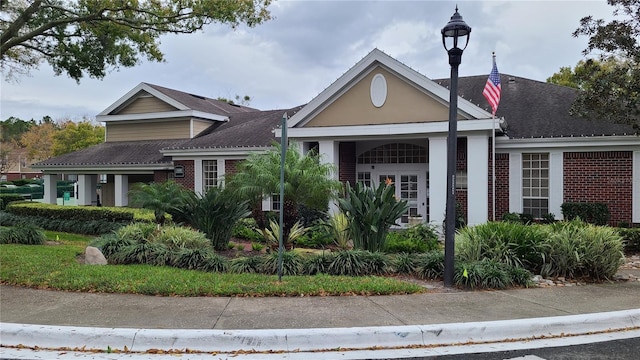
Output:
[[84, 247, 107, 265]]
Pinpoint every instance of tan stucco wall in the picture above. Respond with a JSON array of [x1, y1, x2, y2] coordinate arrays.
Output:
[[116, 93, 177, 115], [304, 67, 458, 127], [106, 119, 191, 141]]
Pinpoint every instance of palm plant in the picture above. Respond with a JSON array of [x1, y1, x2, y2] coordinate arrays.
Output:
[[338, 182, 408, 252], [181, 186, 250, 251], [129, 180, 191, 227], [259, 218, 308, 249], [226, 142, 342, 240]]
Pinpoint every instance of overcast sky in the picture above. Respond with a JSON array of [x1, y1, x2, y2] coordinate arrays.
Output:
[[1, 0, 615, 122]]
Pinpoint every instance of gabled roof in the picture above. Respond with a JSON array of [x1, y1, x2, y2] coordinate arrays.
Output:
[[97, 82, 256, 119], [287, 48, 494, 128], [436, 74, 636, 139], [164, 106, 304, 151]]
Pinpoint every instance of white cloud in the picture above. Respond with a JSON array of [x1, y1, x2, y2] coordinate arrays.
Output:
[[0, 0, 618, 121]]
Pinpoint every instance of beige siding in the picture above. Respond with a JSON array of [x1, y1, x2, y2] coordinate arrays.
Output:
[[115, 94, 177, 115], [192, 119, 214, 136], [106, 120, 191, 141], [304, 67, 467, 127]]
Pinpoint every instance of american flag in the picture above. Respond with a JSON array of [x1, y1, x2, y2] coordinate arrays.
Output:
[[482, 56, 501, 116]]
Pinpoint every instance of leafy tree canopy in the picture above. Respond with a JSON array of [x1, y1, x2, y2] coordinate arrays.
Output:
[[566, 0, 640, 130], [52, 120, 105, 156], [1, 116, 35, 142], [1, 0, 273, 81]]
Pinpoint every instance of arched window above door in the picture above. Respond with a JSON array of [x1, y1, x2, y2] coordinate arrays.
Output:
[[357, 143, 427, 164]]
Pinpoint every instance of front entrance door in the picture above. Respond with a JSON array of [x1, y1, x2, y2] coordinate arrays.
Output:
[[364, 164, 426, 225]]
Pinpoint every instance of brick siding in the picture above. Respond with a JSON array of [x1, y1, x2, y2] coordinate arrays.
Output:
[[173, 160, 195, 190], [563, 151, 633, 226], [339, 142, 356, 185]]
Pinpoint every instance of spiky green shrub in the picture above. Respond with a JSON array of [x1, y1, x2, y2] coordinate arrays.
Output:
[[508, 266, 533, 288], [229, 256, 264, 274], [0, 225, 46, 245], [327, 250, 370, 276], [392, 253, 419, 275], [415, 251, 444, 280], [454, 261, 483, 289], [327, 211, 351, 250], [181, 186, 250, 250], [479, 260, 513, 289], [110, 241, 170, 266], [303, 253, 334, 275], [456, 221, 548, 272], [260, 251, 304, 276], [94, 234, 134, 259], [363, 251, 390, 275], [171, 248, 228, 272], [338, 182, 408, 252]]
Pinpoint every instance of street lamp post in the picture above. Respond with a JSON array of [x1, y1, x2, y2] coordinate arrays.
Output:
[[441, 7, 471, 287]]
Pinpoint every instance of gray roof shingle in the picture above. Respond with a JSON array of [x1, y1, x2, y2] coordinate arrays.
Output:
[[145, 83, 257, 115], [436, 74, 636, 138], [34, 139, 185, 168]]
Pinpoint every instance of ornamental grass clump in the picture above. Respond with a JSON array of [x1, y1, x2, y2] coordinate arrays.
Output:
[[541, 219, 623, 280], [0, 225, 45, 245], [415, 250, 444, 280], [260, 251, 304, 276], [229, 256, 263, 274], [455, 221, 548, 272]]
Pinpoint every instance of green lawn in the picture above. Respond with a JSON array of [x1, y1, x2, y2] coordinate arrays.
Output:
[[0, 237, 424, 297]]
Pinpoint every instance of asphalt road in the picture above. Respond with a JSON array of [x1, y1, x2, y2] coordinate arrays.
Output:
[[403, 336, 640, 360]]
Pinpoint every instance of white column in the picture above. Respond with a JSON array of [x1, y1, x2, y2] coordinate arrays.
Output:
[[549, 151, 564, 220], [633, 151, 640, 224], [318, 140, 339, 180], [114, 174, 128, 207], [509, 153, 522, 213], [194, 159, 203, 194], [429, 136, 447, 228], [217, 159, 226, 187], [318, 140, 339, 214], [43, 174, 57, 204], [77, 174, 96, 206], [467, 135, 489, 226]]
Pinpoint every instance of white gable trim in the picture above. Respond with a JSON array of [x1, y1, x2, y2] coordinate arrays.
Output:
[[277, 118, 498, 139], [98, 83, 189, 115], [287, 49, 493, 129], [97, 110, 228, 123]]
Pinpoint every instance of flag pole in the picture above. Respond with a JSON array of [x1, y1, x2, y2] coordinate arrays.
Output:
[[492, 52, 497, 221]]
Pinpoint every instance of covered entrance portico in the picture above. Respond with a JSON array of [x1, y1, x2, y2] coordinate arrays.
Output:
[[291, 128, 493, 228]]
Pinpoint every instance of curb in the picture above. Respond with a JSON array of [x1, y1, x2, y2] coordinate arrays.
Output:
[[2, 309, 639, 354]]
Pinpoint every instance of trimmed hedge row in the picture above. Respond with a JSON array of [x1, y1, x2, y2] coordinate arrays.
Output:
[[5, 202, 159, 223], [0, 211, 124, 235]]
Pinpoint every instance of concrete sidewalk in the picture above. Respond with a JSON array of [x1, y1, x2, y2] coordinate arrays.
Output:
[[1, 281, 640, 359], [2, 282, 640, 329]]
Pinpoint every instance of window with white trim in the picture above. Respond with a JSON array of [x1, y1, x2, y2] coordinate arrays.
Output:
[[271, 193, 281, 212], [357, 172, 372, 187], [522, 153, 549, 218], [202, 160, 217, 191], [455, 170, 467, 190]]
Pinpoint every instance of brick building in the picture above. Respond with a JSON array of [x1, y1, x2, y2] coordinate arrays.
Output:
[[33, 49, 639, 227]]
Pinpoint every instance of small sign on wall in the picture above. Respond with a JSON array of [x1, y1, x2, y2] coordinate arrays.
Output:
[[174, 165, 185, 178]]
